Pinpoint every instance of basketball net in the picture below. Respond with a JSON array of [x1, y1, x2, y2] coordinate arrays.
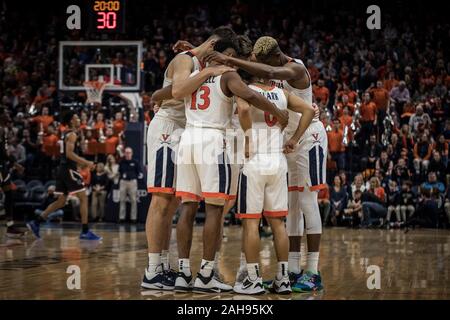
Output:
[[83, 77, 108, 104]]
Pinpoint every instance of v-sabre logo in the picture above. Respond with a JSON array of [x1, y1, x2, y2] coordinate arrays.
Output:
[[161, 134, 170, 142]]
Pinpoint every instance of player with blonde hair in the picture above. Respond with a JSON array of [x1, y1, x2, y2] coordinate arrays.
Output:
[[207, 36, 328, 292]]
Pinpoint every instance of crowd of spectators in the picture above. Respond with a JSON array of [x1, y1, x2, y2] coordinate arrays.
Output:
[[0, 0, 449, 227]]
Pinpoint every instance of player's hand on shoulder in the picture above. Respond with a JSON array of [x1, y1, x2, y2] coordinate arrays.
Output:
[[206, 65, 236, 77], [172, 40, 194, 53], [204, 51, 230, 65]]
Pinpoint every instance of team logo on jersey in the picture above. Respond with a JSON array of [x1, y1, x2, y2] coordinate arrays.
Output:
[[161, 134, 170, 142], [312, 133, 319, 141]]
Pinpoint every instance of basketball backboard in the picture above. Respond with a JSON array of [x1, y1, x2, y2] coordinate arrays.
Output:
[[58, 41, 143, 92]]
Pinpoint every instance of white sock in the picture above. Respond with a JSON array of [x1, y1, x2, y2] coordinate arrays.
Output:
[[161, 250, 170, 271], [178, 258, 191, 276], [239, 252, 247, 270], [213, 252, 220, 273], [147, 253, 162, 274], [277, 261, 289, 280], [199, 259, 214, 278], [306, 252, 319, 274], [247, 263, 260, 281], [288, 251, 301, 274]]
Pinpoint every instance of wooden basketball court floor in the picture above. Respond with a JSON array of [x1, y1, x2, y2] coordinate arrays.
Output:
[[0, 223, 449, 300]]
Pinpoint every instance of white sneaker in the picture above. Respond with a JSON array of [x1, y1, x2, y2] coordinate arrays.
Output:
[[193, 272, 233, 294], [269, 276, 292, 294], [233, 276, 265, 295], [234, 268, 248, 286], [213, 272, 234, 292], [174, 272, 193, 292]]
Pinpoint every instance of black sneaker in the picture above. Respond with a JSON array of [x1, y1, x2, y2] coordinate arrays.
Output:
[[163, 269, 177, 286], [141, 266, 174, 291], [6, 225, 26, 239]]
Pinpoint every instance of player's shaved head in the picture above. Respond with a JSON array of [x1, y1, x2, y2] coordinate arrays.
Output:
[[253, 36, 280, 61]]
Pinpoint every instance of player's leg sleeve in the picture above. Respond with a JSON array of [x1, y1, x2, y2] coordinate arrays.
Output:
[[299, 188, 322, 235], [286, 190, 304, 236]]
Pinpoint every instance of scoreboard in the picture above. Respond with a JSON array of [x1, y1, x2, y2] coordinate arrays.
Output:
[[87, 0, 126, 33]]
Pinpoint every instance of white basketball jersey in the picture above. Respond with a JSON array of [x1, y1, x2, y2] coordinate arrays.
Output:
[[248, 84, 288, 154], [156, 51, 203, 126], [270, 58, 316, 135], [230, 99, 240, 129], [185, 71, 233, 130]]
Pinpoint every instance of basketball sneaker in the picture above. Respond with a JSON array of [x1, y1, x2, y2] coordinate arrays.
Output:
[[6, 225, 26, 239], [292, 271, 323, 292], [79, 230, 102, 240], [26, 220, 41, 239], [263, 271, 302, 289], [174, 272, 194, 293], [192, 272, 233, 294], [234, 268, 248, 286], [213, 272, 234, 292], [164, 268, 177, 284], [233, 276, 265, 295], [268, 277, 292, 295], [141, 267, 175, 291]]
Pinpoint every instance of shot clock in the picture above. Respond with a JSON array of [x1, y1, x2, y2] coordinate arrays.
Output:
[[87, 0, 126, 33]]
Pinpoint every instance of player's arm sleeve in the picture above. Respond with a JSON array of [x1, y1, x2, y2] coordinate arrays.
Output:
[[227, 57, 301, 80], [225, 72, 284, 119], [286, 93, 315, 142], [171, 56, 212, 99]]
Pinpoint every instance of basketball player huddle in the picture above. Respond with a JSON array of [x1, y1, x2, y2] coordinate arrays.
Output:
[[142, 26, 328, 295]]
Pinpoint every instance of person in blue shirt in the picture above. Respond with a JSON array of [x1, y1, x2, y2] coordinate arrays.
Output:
[[421, 171, 445, 195]]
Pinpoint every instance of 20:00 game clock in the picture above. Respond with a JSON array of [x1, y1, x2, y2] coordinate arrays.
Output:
[[87, 0, 126, 33]]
